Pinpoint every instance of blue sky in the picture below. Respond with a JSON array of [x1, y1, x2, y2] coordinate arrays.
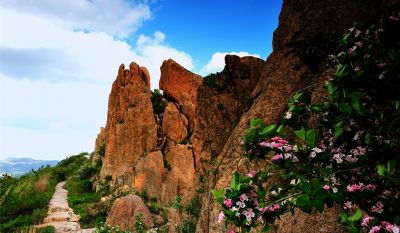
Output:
[[0, 0, 282, 160]]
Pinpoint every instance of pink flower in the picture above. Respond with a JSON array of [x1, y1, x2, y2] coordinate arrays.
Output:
[[355, 41, 363, 47], [389, 16, 399, 21], [346, 183, 365, 192], [266, 204, 280, 213], [218, 211, 225, 222], [323, 185, 330, 191], [343, 201, 353, 210], [239, 140, 244, 145], [271, 142, 284, 148], [370, 226, 381, 233], [271, 154, 283, 162], [353, 146, 367, 156], [379, 71, 386, 80], [271, 136, 283, 141], [248, 171, 257, 178], [348, 47, 354, 55], [385, 224, 400, 233], [382, 190, 391, 198], [236, 201, 246, 209], [371, 201, 384, 214], [259, 141, 271, 148], [361, 216, 374, 227], [244, 209, 255, 221], [224, 199, 233, 208], [333, 153, 344, 164], [363, 184, 378, 192], [240, 193, 248, 202], [377, 62, 387, 68], [229, 230, 235, 233]]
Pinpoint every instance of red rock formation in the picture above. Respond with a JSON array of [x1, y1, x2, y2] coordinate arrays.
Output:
[[134, 151, 164, 200], [190, 55, 265, 171], [99, 62, 157, 187], [162, 103, 188, 143], [159, 59, 203, 132], [106, 194, 154, 230], [161, 142, 195, 204]]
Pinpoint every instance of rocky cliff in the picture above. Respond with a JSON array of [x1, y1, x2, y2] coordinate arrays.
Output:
[[94, 0, 399, 232], [197, 1, 398, 232]]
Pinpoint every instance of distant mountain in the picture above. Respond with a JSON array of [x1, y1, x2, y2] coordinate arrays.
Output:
[[0, 157, 58, 177]]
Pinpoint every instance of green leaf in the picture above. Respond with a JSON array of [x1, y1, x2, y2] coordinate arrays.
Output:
[[294, 127, 306, 141], [261, 224, 271, 232], [377, 165, 386, 176], [348, 208, 363, 222], [260, 125, 276, 136], [387, 160, 394, 175], [306, 129, 318, 147], [350, 92, 363, 114], [333, 121, 343, 138], [365, 133, 372, 145], [276, 124, 285, 136], [314, 199, 324, 213], [211, 189, 224, 200], [342, 33, 352, 45], [335, 64, 349, 79], [292, 92, 303, 102], [296, 195, 312, 213], [250, 118, 263, 128], [395, 100, 400, 111], [230, 172, 241, 190], [310, 104, 323, 112], [339, 103, 352, 115], [327, 81, 338, 95], [339, 212, 349, 224]]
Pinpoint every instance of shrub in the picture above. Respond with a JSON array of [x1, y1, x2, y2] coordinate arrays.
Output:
[[151, 89, 168, 115], [213, 16, 400, 233], [98, 143, 106, 157]]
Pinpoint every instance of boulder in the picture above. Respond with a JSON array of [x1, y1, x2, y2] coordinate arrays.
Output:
[[106, 194, 154, 231]]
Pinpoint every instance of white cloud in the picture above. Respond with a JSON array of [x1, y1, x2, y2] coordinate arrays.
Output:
[[199, 51, 261, 75], [0, 0, 151, 38], [133, 31, 193, 89], [0, 5, 193, 160]]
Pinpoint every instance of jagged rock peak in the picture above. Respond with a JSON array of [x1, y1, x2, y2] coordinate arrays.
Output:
[[116, 62, 151, 89], [99, 61, 157, 186], [159, 59, 203, 133]]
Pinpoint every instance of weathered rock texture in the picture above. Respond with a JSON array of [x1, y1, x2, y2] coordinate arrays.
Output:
[[106, 194, 154, 231], [160, 59, 203, 133], [191, 55, 265, 171], [99, 62, 157, 187], [96, 59, 201, 206], [196, 0, 397, 232]]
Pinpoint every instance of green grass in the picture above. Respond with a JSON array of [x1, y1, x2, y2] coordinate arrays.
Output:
[[0, 166, 59, 232], [67, 180, 108, 228], [37, 225, 56, 233]]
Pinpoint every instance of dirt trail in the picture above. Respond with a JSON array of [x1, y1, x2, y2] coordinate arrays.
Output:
[[37, 181, 94, 233]]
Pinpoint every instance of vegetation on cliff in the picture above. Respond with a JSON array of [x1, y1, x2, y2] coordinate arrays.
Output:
[[0, 166, 59, 232], [214, 15, 400, 233]]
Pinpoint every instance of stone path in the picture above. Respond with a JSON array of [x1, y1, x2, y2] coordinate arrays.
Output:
[[36, 181, 95, 233]]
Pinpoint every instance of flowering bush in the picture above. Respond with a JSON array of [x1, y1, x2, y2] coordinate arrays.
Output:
[[213, 15, 400, 233]]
